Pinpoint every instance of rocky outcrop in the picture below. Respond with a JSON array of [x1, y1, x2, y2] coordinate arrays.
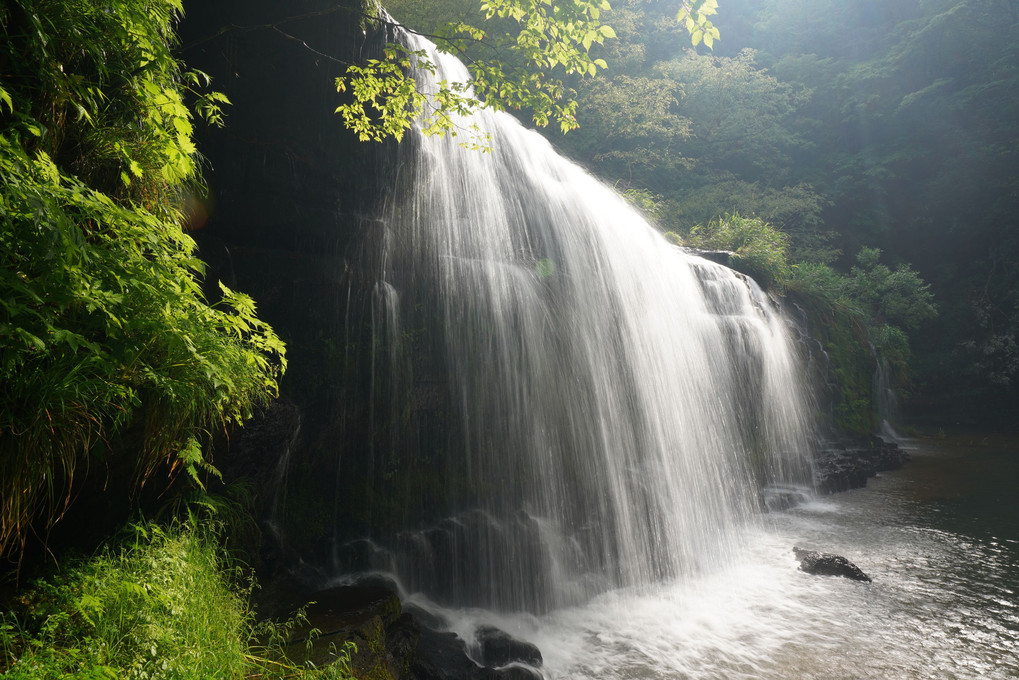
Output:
[[793, 547, 872, 582], [264, 579, 544, 680], [411, 626, 541, 680], [813, 435, 907, 493], [475, 625, 543, 668], [682, 248, 734, 267]]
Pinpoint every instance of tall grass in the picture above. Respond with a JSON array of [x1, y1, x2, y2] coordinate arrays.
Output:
[[0, 519, 352, 679]]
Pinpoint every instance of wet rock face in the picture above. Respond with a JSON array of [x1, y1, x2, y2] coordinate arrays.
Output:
[[178, 0, 416, 568], [408, 625, 543, 680], [475, 625, 543, 668], [266, 579, 545, 680], [813, 436, 907, 493], [793, 547, 872, 582]]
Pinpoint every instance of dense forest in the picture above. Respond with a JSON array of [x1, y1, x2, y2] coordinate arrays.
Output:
[[544, 0, 1019, 427], [2, 0, 1017, 677]]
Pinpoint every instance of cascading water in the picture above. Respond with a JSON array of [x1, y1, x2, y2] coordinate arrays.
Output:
[[872, 351, 904, 442], [337, 32, 816, 614]]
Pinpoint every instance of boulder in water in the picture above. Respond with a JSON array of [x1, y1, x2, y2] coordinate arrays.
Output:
[[476, 625, 543, 667], [793, 547, 872, 582], [411, 628, 482, 680], [411, 625, 542, 680]]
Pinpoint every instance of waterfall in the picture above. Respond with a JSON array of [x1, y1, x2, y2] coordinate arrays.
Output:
[[873, 352, 903, 442], [336, 32, 816, 614]]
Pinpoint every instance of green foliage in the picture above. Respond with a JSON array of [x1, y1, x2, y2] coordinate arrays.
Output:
[[786, 261, 872, 433], [734, 0, 1019, 411], [656, 49, 809, 177], [622, 186, 668, 221], [787, 249, 937, 432], [337, 0, 616, 143], [566, 74, 692, 182], [844, 247, 937, 333], [336, 42, 497, 148], [0, 519, 354, 679], [0, 0, 229, 209], [668, 179, 831, 258], [0, 0, 284, 555], [336, 0, 721, 145], [676, 0, 720, 48], [687, 212, 791, 290], [542, 12, 820, 238]]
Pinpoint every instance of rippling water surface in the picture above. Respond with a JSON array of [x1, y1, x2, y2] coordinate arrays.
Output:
[[424, 434, 1019, 679]]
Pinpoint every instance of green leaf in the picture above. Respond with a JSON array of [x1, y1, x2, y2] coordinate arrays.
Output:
[[15, 327, 47, 351]]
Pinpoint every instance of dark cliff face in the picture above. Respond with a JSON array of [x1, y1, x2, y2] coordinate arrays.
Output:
[[178, 0, 395, 328], [178, 0, 410, 572]]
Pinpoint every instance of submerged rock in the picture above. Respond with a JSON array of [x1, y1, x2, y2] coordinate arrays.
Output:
[[793, 547, 872, 582]]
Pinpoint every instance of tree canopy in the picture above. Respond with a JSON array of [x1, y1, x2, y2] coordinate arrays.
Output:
[[543, 0, 1018, 423], [336, 0, 721, 143]]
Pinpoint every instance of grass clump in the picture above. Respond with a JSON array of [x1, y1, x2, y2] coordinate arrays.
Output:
[[0, 519, 353, 679], [686, 212, 791, 291]]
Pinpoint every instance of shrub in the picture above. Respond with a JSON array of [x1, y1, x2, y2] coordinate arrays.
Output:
[[686, 212, 791, 290]]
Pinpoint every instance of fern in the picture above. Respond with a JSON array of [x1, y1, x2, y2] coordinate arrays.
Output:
[[0, 0, 284, 557]]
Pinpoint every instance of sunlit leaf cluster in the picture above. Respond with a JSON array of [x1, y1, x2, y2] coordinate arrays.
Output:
[[336, 0, 715, 146], [676, 0, 720, 48], [336, 45, 485, 142]]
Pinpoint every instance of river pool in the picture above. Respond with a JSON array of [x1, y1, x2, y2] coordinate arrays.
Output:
[[426, 433, 1019, 679]]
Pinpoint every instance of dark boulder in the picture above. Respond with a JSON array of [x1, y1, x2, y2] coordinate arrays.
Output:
[[261, 576, 546, 680], [793, 547, 872, 582], [683, 248, 734, 267], [762, 485, 812, 512], [477, 666, 543, 680], [410, 624, 543, 680], [410, 628, 483, 680], [475, 625, 543, 668], [390, 616, 542, 680]]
